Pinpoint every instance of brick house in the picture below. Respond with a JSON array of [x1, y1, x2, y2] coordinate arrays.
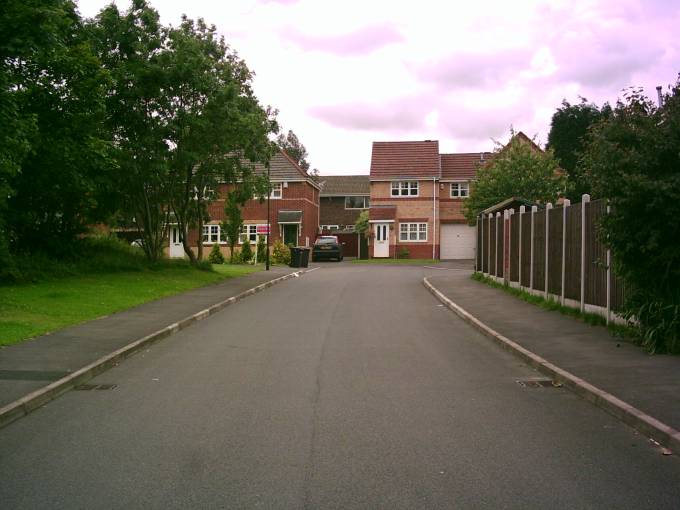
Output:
[[368, 140, 492, 259], [170, 150, 320, 258], [318, 175, 370, 233]]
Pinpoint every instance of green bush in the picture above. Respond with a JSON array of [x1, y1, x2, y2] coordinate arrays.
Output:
[[398, 247, 410, 259], [257, 235, 267, 262], [579, 83, 680, 353], [207, 243, 225, 264], [272, 239, 291, 265], [240, 239, 253, 262], [230, 249, 241, 264]]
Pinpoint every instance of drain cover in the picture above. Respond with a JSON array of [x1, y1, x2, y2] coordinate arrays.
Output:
[[516, 378, 560, 388], [75, 383, 117, 391]]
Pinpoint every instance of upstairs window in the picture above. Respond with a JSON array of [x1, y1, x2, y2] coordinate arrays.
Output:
[[451, 182, 470, 198], [344, 196, 369, 209], [391, 181, 418, 197], [270, 183, 282, 199]]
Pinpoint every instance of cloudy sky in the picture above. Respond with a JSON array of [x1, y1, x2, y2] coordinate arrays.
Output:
[[78, 0, 679, 175]]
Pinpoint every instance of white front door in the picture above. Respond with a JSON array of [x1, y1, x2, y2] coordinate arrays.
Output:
[[169, 226, 184, 258], [373, 223, 390, 258]]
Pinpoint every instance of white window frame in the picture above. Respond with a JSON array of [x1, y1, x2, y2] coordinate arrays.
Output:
[[450, 181, 470, 198], [344, 225, 355, 232], [320, 225, 339, 232], [399, 222, 427, 242], [270, 183, 282, 199], [239, 224, 265, 245], [202, 224, 222, 244], [344, 196, 369, 209], [391, 181, 419, 197]]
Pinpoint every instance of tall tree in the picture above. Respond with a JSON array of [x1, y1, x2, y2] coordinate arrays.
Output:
[[160, 16, 277, 263], [89, 0, 172, 263], [463, 131, 566, 224], [580, 83, 680, 353], [276, 129, 311, 172], [547, 98, 611, 198], [2, 0, 114, 257]]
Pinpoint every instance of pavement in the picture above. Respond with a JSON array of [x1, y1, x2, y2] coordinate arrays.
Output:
[[426, 263, 680, 449], [1, 263, 680, 509], [0, 266, 299, 412]]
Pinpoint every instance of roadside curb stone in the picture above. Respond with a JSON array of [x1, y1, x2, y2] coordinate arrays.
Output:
[[424, 276, 680, 456]]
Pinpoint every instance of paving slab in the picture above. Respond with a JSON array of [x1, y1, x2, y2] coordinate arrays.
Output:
[[427, 270, 680, 434], [0, 267, 296, 408]]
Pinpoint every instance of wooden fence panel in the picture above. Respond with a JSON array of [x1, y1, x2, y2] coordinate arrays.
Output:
[[584, 200, 608, 307], [611, 274, 626, 312], [482, 217, 488, 273], [489, 217, 497, 276], [532, 212, 546, 291], [564, 205, 581, 300], [476, 219, 482, 270], [520, 213, 531, 286], [548, 206, 563, 295], [510, 214, 519, 282]]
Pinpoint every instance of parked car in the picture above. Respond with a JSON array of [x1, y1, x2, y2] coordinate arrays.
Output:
[[130, 239, 144, 248], [312, 236, 344, 262]]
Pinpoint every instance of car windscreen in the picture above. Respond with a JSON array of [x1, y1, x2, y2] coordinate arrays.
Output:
[[315, 238, 337, 245]]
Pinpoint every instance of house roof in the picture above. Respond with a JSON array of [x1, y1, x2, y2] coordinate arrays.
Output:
[[319, 175, 370, 196], [278, 210, 303, 224], [251, 150, 321, 189], [369, 205, 397, 221], [370, 140, 440, 179], [440, 153, 493, 180]]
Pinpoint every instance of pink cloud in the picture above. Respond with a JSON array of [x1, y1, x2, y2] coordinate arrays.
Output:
[[282, 24, 403, 56], [415, 50, 532, 89]]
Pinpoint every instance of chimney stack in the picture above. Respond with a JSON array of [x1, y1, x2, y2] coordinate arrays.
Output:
[[656, 86, 663, 107]]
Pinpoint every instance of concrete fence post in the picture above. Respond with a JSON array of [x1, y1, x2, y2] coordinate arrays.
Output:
[[479, 215, 483, 273], [495, 212, 501, 277], [580, 194, 590, 313], [606, 204, 611, 324], [545, 203, 552, 299], [530, 205, 538, 290], [561, 199, 570, 305], [518, 205, 525, 289]]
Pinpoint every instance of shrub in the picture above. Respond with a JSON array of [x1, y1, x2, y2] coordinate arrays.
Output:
[[230, 249, 242, 264], [257, 235, 267, 262], [272, 239, 291, 265], [240, 239, 253, 263], [207, 243, 225, 264], [398, 247, 410, 259]]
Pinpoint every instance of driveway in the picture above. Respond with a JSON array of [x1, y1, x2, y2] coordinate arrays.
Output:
[[1, 264, 679, 509]]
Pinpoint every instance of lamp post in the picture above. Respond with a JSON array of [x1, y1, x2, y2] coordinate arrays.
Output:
[[266, 163, 270, 271]]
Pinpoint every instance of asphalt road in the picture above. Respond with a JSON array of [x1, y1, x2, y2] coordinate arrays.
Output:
[[1, 264, 680, 509]]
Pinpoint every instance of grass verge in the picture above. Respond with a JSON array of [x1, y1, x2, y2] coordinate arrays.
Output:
[[351, 258, 439, 265], [471, 272, 636, 339], [0, 237, 260, 347]]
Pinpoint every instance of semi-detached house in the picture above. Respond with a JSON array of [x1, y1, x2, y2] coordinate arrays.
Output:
[[368, 140, 491, 260]]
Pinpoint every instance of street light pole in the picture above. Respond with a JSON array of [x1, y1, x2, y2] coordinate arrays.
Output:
[[266, 163, 270, 271]]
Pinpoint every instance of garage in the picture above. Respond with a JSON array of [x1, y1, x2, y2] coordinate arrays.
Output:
[[440, 224, 476, 259]]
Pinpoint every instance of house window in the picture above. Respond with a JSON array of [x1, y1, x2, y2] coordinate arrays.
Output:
[[344, 225, 355, 232], [399, 223, 427, 242], [203, 224, 221, 244], [391, 181, 418, 197], [239, 224, 264, 244], [451, 182, 470, 198], [344, 196, 369, 209], [270, 183, 282, 199], [320, 225, 339, 232]]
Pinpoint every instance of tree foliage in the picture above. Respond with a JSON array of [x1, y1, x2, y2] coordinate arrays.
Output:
[[579, 83, 680, 353], [547, 98, 611, 198], [276, 129, 311, 172], [463, 132, 566, 224]]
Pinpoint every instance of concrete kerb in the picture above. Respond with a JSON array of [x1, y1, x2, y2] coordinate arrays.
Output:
[[423, 277, 680, 456], [0, 268, 312, 431]]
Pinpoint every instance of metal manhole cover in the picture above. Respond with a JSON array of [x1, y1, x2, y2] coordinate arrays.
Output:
[[75, 383, 117, 391], [516, 378, 561, 388]]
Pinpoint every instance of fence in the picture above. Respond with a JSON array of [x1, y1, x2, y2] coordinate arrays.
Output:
[[475, 195, 626, 323]]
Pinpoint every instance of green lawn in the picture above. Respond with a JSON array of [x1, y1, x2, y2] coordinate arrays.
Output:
[[351, 258, 439, 265], [0, 264, 258, 347]]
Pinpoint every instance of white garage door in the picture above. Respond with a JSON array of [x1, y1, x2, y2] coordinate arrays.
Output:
[[440, 224, 476, 259]]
